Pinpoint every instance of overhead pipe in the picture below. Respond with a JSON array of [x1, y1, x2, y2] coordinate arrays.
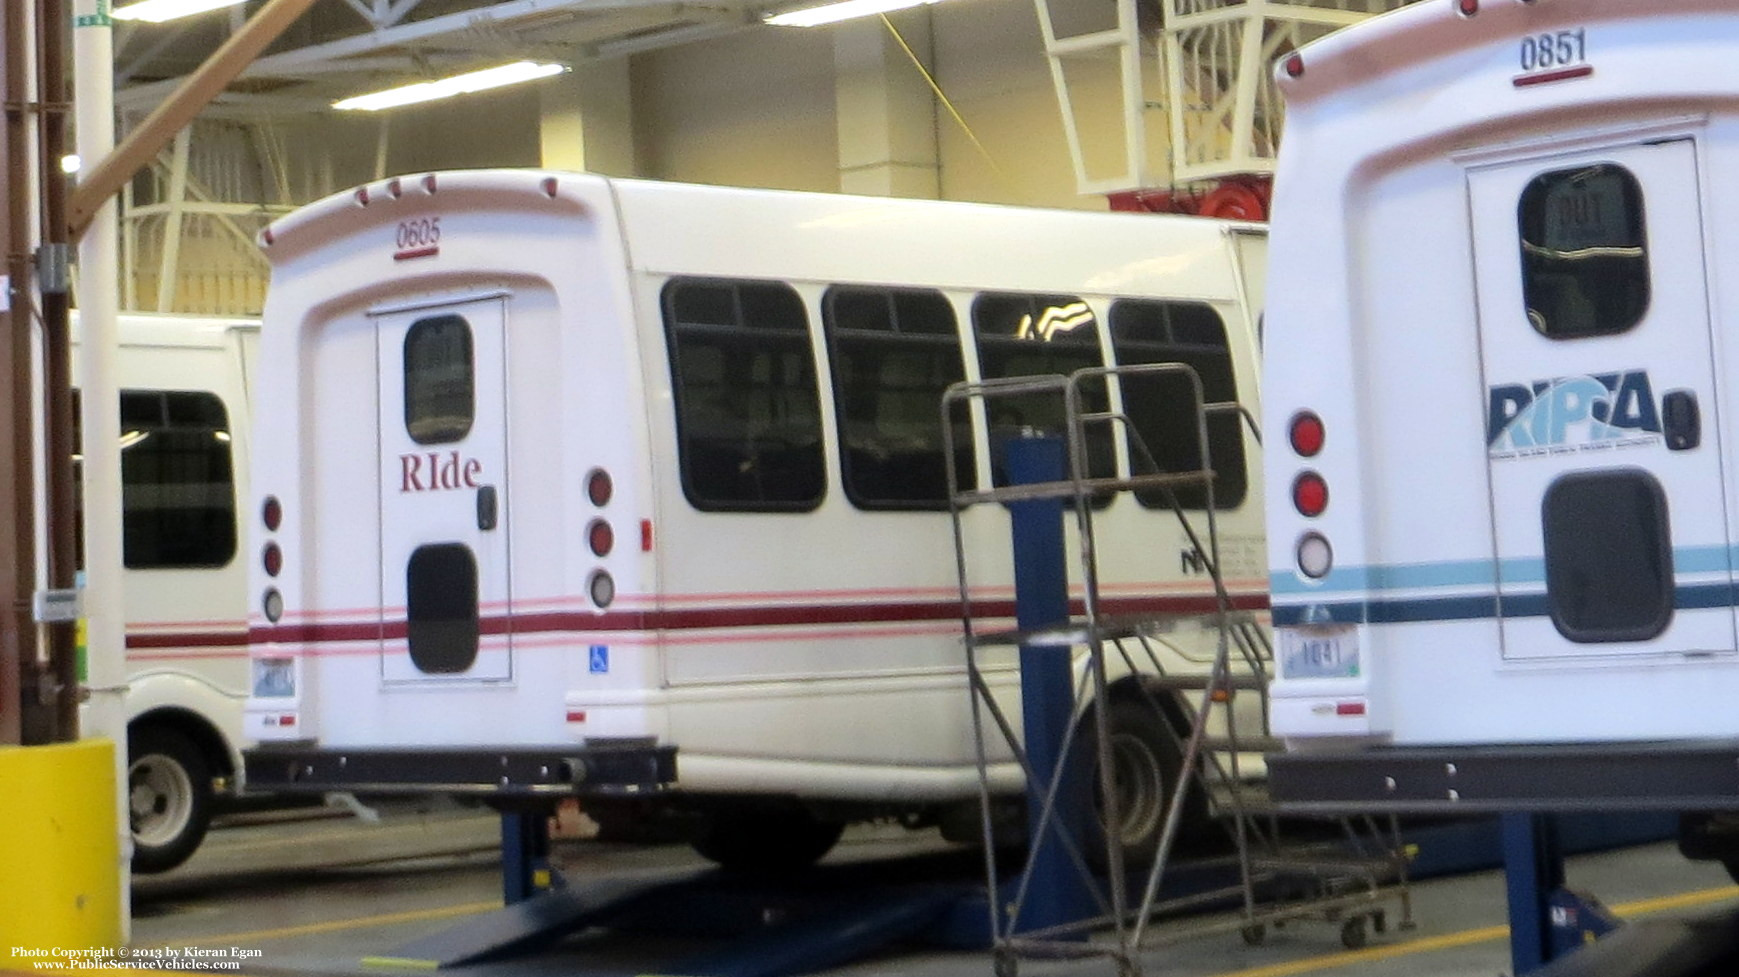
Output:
[[66, 0, 322, 240]]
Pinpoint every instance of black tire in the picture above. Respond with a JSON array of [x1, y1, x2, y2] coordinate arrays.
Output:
[[128, 726, 213, 874], [1086, 696, 1208, 865], [690, 801, 844, 874]]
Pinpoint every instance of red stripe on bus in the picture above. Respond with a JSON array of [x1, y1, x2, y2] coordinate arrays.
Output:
[[246, 591, 1268, 646]]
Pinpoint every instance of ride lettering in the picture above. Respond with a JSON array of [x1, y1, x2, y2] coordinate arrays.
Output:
[[401, 451, 482, 492]]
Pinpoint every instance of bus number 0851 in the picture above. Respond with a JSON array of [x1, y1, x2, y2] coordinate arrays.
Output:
[[1520, 29, 1586, 73]]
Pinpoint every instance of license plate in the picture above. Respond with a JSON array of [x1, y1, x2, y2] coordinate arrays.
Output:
[[1279, 626, 1360, 679]]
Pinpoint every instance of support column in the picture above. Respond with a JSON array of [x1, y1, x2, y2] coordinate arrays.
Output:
[[833, 15, 938, 198], [538, 60, 635, 175]]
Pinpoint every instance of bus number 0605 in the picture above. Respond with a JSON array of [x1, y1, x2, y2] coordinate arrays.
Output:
[[1520, 29, 1586, 73], [396, 217, 441, 250]]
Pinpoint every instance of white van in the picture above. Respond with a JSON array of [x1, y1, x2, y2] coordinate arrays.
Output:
[[242, 172, 1267, 867], [1260, 0, 1739, 838], [78, 314, 258, 872]]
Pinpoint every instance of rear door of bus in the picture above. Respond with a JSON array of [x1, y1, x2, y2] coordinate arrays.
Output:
[[373, 294, 514, 684], [1470, 136, 1736, 661]]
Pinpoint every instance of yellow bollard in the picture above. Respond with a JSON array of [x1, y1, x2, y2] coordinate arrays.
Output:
[[0, 739, 122, 965]]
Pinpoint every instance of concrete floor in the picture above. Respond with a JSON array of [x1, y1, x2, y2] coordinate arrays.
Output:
[[114, 802, 1739, 977]]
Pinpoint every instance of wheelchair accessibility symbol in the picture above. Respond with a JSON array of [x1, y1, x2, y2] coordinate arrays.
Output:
[[589, 645, 609, 674]]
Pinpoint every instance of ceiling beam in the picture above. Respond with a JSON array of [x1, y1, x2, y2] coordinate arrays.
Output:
[[70, 0, 321, 238], [116, 0, 754, 109]]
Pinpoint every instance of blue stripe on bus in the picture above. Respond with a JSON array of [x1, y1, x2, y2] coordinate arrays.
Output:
[[1269, 545, 1737, 597], [1271, 582, 1739, 627]]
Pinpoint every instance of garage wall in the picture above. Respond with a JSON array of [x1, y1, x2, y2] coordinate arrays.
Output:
[[632, 27, 841, 193], [628, 0, 1108, 210]]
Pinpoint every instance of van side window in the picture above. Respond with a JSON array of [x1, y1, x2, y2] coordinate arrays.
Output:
[[822, 286, 973, 509], [118, 390, 238, 569], [664, 278, 826, 511], [404, 313, 475, 443], [971, 292, 1115, 489], [1109, 300, 1248, 509], [1519, 163, 1650, 338]]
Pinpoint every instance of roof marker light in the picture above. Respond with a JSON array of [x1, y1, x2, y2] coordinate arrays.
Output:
[[1457, 0, 1478, 16], [422, 174, 438, 194], [261, 228, 275, 246], [1284, 54, 1304, 78], [387, 178, 402, 199], [354, 187, 370, 206], [542, 177, 559, 198]]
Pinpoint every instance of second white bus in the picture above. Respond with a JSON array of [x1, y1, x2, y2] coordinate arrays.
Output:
[[243, 172, 1267, 867]]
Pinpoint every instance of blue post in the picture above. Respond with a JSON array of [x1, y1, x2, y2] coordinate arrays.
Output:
[[1503, 812, 1564, 974], [1004, 433, 1094, 935], [501, 810, 555, 904]]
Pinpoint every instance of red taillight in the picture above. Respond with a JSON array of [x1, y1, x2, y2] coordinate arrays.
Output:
[[1293, 471, 1329, 517], [262, 496, 282, 531], [1336, 701, 1367, 717], [588, 519, 614, 557], [1288, 411, 1325, 457], [641, 519, 654, 552], [587, 468, 613, 507], [263, 543, 283, 577]]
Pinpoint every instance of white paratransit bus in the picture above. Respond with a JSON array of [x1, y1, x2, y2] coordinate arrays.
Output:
[[66, 313, 260, 873], [1260, 0, 1739, 868], [240, 171, 1268, 869]]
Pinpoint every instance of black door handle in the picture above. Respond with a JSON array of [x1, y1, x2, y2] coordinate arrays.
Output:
[[1663, 389, 1700, 451], [477, 485, 499, 530]]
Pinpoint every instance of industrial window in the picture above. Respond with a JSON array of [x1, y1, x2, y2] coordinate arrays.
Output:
[[972, 292, 1115, 492], [406, 543, 480, 674], [822, 286, 973, 510], [1519, 163, 1650, 339], [1542, 469, 1673, 643], [664, 278, 826, 511], [82, 389, 238, 570], [404, 314, 475, 444], [1109, 300, 1248, 510]]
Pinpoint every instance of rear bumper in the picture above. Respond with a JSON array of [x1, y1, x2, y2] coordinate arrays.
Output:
[[243, 741, 677, 798], [1269, 740, 1739, 814]]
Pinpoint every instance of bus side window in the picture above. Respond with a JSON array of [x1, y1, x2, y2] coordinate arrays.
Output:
[[663, 277, 826, 512], [971, 292, 1115, 492], [822, 286, 972, 510], [74, 389, 239, 569], [1108, 299, 1248, 510]]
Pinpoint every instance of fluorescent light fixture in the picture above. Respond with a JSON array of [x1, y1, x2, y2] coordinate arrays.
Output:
[[112, 0, 246, 24], [333, 61, 566, 112], [60, 155, 81, 175], [764, 0, 945, 28]]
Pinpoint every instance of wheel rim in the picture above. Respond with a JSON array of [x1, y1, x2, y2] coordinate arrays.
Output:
[[1109, 731, 1166, 846], [129, 752, 194, 847]]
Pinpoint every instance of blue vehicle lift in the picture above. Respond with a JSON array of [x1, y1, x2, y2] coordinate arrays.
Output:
[[1271, 742, 1739, 975]]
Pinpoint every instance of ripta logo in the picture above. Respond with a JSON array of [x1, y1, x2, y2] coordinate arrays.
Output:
[[1487, 370, 1662, 460]]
